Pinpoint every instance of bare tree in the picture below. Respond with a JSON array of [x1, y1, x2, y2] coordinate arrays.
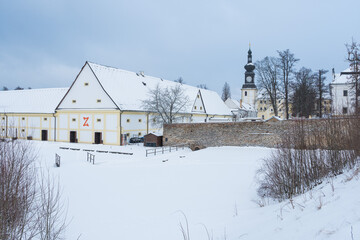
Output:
[[278, 49, 299, 119], [37, 172, 67, 240], [315, 69, 329, 118], [142, 84, 189, 124], [291, 67, 316, 118], [345, 39, 360, 115], [2, 86, 8, 91], [221, 82, 231, 102], [0, 140, 67, 240], [197, 84, 208, 89], [255, 56, 280, 116], [174, 77, 185, 84]]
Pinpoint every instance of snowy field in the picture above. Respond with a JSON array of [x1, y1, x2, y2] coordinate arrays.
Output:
[[32, 141, 360, 240]]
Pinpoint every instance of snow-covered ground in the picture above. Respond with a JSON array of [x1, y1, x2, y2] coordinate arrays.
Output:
[[32, 141, 360, 240]]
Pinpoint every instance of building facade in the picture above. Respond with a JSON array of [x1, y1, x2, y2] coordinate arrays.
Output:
[[330, 68, 357, 115], [0, 62, 233, 145]]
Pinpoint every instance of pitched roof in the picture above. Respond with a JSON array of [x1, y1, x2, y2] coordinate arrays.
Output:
[[0, 88, 68, 113], [87, 62, 231, 115], [332, 68, 353, 84]]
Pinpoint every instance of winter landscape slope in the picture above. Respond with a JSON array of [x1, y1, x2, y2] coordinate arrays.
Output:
[[34, 142, 360, 240]]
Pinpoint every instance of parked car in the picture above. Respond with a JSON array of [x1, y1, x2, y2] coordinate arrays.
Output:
[[129, 137, 143, 143]]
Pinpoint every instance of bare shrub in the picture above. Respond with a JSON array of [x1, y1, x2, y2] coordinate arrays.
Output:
[[0, 140, 67, 240], [257, 117, 360, 200]]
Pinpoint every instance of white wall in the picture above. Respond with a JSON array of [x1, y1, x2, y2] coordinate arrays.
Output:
[[331, 83, 354, 115], [57, 64, 118, 110]]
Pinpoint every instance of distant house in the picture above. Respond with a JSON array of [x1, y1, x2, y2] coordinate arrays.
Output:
[[330, 68, 356, 115]]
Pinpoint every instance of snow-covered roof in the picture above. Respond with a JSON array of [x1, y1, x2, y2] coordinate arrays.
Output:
[[87, 62, 231, 115], [224, 98, 240, 110], [241, 102, 256, 111], [332, 68, 353, 84], [265, 116, 282, 122], [0, 88, 68, 113]]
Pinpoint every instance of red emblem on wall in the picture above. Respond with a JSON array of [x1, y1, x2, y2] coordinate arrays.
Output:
[[83, 117, 89, 127]]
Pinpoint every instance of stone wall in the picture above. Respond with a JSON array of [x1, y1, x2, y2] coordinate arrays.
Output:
[[163, 121, 293, 149]]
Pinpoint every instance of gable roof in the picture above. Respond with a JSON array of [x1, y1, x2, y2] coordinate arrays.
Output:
[[225, 98, 241, 110], [0, 88, 68, 114], [86, 62, 231, 115], [332, 68, 353, 84]]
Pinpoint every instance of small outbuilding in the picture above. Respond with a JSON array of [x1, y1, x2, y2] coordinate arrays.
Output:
[[143, 133, 163, 147]]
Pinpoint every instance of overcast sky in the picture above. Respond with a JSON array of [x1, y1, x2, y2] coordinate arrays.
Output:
[[1, 0, 359, 99]]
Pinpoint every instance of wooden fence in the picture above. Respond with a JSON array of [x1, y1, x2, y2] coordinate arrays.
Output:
[[87, 152, 95, 164], [55, 153, 60, 167]]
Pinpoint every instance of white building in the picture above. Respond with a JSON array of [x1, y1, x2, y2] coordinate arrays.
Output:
[[330, 68, 356, 115], [0, 61, 232, 145]]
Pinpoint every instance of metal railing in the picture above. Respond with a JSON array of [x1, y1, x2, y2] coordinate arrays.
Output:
[[146, 144, 189, 157]]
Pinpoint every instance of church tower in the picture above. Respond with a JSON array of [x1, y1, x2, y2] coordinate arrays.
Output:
[[241, 46, 257, 108]]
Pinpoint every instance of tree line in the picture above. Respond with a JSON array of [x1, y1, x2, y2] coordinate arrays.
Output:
[[255, 49, 330, 119], [221, 40, 360, 118], [2, 86, 32, 91]]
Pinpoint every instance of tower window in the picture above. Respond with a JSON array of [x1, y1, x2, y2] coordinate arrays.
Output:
[[200, 106, 203, 110], [343, 107, 348, 114], [84, 82, 89, 86], [22, 117, 25, 120], [245, 91, 247, 96], [138, 132, 141, 136], [264, 107, 267, 111], [44, 118, 47, 121], [97, 119, 101, 122], [97, 99, 101, 103], [72, 100, 76, 103], [197, 95, 200, 98], [194, 106, 197, 110], [260, 100, 262, 104], [343, 90, 348, 96], [260, 107, 263, 111]]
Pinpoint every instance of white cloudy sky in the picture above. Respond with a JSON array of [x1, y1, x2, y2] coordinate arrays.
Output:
[[0, 0, 359, 99]]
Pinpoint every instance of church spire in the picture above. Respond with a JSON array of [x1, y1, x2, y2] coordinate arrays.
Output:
[[242, 46, 256, 89], [247, 44, 252, 64]]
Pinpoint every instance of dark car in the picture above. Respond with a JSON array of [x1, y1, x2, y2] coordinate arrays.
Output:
[[129, 137, 143, 143]]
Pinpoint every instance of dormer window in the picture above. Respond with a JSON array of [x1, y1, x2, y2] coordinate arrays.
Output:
[[97, 99, 101, 103], [245, 91, 247, 96], [197, 95, 200, 98], [84, 82, 89, 86], [194, 106, 197, 110], [200, 106, 203, 110], [72, 100, 76, 103]]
